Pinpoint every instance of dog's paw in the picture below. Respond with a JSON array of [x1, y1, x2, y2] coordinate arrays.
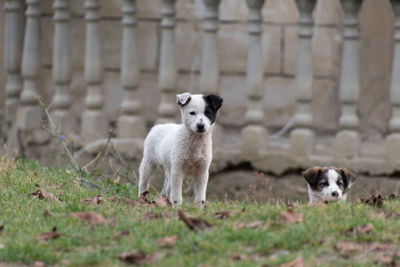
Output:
[[171, 199, 183, 207], [194, 200, 208, 208]]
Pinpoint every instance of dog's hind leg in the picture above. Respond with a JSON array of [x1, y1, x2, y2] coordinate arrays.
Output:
[[138, 156, 154, 197]]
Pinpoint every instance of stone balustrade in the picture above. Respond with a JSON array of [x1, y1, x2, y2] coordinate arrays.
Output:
[[17, 0, 42, 130], [51, 0, 72, 133], [3, 0, 400, 175]]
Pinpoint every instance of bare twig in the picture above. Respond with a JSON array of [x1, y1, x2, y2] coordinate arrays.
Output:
[[82, 108, 121, 171], [36, 97, 78, 170]]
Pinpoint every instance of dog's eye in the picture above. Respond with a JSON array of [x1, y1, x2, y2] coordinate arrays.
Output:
[[321, 182, 329, 187], [337, 182, 343, 187], [189, 111, 196, 116]]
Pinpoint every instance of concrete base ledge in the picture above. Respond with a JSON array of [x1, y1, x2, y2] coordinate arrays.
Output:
[[68, 137, 400, 177]]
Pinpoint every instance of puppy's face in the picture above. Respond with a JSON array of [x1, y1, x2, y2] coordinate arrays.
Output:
[[176, 92, 223, 135], [303, 167, 356, 203]]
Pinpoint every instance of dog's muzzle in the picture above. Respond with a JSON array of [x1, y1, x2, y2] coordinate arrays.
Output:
[[196, 123, 205, 133]]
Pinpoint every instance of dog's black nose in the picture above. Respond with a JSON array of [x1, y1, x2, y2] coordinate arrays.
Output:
[[331, 191, 339, 197], [197, 123, 205, 131]]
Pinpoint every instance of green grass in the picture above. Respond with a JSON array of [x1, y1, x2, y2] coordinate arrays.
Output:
[[0, 156, 399, 266]]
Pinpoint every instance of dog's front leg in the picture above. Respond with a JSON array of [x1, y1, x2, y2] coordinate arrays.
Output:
[[170, 168, 184, 205], [160, 168, 171, 197], [193, 171, 209, 206]]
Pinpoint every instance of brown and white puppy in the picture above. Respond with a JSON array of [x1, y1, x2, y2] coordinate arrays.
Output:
[[303, 167, 356, 203]]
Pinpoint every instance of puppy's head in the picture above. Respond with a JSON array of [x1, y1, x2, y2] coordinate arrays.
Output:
[[303, 167, 356, 203], [177, 92, 223, 135]]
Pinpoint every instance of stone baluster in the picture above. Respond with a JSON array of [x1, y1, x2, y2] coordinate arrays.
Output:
[[51, 0, 72, 133], [81, 0, 106, 144], [289, 0, 316, 157], [17, 0, 42, 130], [201, 0, 220, 95], [387, 0, 400, 164], [4, 0, 24, 129], [201, 0, 222, 146], [241, 0, 268, 158], [157, 0, 177, 124], [335, 0, 362, 158], [117, 0, 145, 138]]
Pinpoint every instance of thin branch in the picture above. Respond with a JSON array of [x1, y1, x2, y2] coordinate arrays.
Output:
[[82, 108, 121, 171], [36, 97, 79, 170]]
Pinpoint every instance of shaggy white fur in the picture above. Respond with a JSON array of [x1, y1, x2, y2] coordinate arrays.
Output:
[[138, 92, 223, 205]]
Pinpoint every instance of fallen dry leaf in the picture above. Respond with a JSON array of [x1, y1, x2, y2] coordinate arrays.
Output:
[[30, 184, 62, 202], [281, 210, 303, 224], [37, 227, 61, 241], [156, 235, 178, 248], [82, 195, 104, 205], [215, 210, 231, 219], [230, 253, 246, 261], [346, 223, 375, 236], [118, 250, 165, 264], [138, 191, 153, 205], [335, 240, 398, 263], [369, 242, 394, 252], [178, 210, 212, 231], [233, 221, 264, 229], [377, 254, 396, 266], [34, 261, 46, 267], [155, 195, 172, 208], [280, 256, 304, 267], [335, 241, 364, 252], [143, 212, 160, 220], [215, 208, 245, 220], [70, 211, 109, 224], [371, 245, 400, 266], [118, 250, 147, 264], [0, 243, 4, 249]]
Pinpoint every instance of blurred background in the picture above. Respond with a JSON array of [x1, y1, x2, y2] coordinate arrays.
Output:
[[1, 0, 400, 201]]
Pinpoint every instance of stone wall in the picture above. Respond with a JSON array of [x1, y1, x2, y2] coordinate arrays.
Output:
[[0, 0, 396, 139]]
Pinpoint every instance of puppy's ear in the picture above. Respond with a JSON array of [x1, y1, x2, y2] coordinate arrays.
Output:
[[177, 93, 192, 107], [303, 167, 322, 186], [338, 168, 356, 188], [206, 94, 223, 110]]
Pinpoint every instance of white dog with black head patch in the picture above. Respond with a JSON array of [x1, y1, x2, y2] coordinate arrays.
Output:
[[138, 92, 223, 206], [303, 167, 356, 203]]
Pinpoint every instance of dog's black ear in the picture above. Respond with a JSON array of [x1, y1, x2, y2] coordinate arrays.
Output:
[[177, 93, 192, 107], [303, 167, 322, 186], [206, 94, 223, 110], [338, 168, 356, 188]]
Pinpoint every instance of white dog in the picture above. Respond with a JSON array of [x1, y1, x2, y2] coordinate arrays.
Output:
[[303, 167, 356, 203], [138, 92, 223, 205]]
